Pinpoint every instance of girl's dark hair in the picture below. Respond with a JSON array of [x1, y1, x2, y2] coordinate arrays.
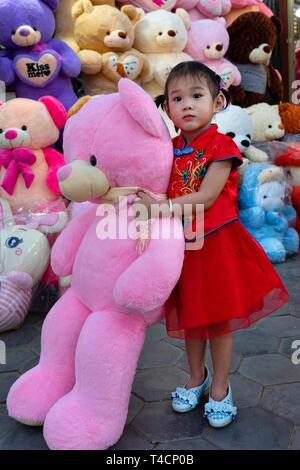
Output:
[[154, 61, 230, 110]]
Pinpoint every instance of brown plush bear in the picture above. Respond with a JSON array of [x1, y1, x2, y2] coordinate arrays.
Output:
[[226, 12, 284, 108]]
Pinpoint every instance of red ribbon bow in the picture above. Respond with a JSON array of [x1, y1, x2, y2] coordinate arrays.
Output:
[[0, 148, 36, 195]]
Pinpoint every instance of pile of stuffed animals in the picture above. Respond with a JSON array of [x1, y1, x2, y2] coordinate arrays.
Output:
[[0, 0, 300, 452]]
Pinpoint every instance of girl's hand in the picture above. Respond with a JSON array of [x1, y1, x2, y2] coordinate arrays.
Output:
[[132, 191, 170, 220]]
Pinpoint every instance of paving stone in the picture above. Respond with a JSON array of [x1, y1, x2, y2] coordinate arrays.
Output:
[[133, 366, 189, 402], [111, 426, 153, 450], [0, 424, 48, 450], [177, 351, 241, 375], [126, 394, 144, 425], [0, 372, 19, 403], [154, 438, 220, 450], [0, 326, 38, 350], [289, 426, 300, 450], [18, 356, 39, 375], [289, 305, 300, 319], [164, 337, 186, 350], [233, 329, 280, 357], [257, 316, 300, 338], [28, 336, 41, 356], [0, 405, 19, 439], [229, 373, 263, 408], [145, 323, 167, 345], [0, 347, 38, 373], [204, 407, 292, 450], [261, 383, 300, 426], [138, 341, 183, 369], [131, 401, 205, 443], [239, 354, 300, 385], [279, 337, 300, 358], [270, 303, 294, 317]]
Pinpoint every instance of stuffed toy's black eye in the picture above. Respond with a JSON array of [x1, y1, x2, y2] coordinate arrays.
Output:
[[5, 237, 23, 248], [0, 129, 3, 134], [226, 132, 236, 138], [90, 155, 97, 166], [21, 125, 27, 131]]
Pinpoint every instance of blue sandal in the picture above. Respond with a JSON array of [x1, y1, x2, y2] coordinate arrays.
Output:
[[171, 366, 212, 413], [204, 384, 237, 428]]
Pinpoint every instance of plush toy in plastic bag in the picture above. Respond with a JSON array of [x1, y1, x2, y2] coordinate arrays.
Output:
[[0, 198, 50, 332], [239, 162, 299, 263]]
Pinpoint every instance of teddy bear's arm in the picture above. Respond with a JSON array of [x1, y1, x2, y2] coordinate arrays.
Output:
[[229, 85, 265, 108], [267, 64, 284, 104], [239, 207, 265, 228], [43, 147, 65, 195], [51, 205, 96, 277], [0, 54, 15, 85], [244, 145, 268, 163], [78, 50, 103, 75], [282, 204, 297, 226], [265, 211, 288, 232], [48, 39, 81, 78], [113, 217, 184, 313]]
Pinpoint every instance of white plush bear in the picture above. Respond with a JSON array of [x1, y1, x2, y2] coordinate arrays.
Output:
[[213, 104, 268, 162], [134, 9, 193, 98], [246, 103, 285, 142]]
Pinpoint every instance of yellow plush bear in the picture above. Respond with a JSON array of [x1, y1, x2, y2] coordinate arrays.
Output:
[[55, 0, 116, 53], [72, 1, 152, 95]]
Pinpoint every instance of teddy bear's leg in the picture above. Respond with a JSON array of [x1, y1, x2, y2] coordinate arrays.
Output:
[[259, 238, 286, 264], [43, 309, 146, 450], [7, 288, 90, 426]]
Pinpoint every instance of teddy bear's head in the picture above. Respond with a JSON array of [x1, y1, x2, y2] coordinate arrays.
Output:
[[0, 96, 67, 150], [185, 17, 228, 62], [176, 0, 231, 18], [57, 79, 173, 203], [246, 103, 285, 142], [117, 0, 176, 13], [213, 104, 253, 153], [239, 162, 286, 212], [227, 12, 281, 64], [0, 0, 59, 49], [133, 9, 190, 54], [72, 1, 140, 54]]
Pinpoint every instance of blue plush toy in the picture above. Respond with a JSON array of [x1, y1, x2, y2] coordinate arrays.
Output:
[[0, 0, 81, 110], [239, 163, 299, 263]]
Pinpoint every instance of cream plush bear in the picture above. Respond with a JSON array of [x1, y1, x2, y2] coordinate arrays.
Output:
[[73, 1, 151, 95], [246, 103, 285, 142], [133, 9, 192, 98], [55, 0, 116, 53]]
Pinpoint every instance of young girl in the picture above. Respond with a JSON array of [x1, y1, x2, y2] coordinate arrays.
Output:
[[136, 61, 289, 428]]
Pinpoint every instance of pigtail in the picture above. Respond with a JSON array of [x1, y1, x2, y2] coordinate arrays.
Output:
[[154, 94, 166, 109]]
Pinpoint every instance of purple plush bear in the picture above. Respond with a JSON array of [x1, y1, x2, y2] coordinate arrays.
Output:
[[0, 0, 81, 110]]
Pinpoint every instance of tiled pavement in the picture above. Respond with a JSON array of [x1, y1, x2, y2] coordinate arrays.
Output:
[[0, 256, 300, 450]]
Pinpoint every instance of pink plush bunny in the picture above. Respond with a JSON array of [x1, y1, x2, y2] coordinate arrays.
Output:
[[7, 79, 185, 450], [176, 0, 231, 21]]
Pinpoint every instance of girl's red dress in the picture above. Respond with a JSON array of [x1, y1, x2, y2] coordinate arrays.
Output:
[[166, 125, 289, 340]]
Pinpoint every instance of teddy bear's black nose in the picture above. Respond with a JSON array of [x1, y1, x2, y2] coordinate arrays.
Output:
[[263, 45, 271, 54], [216, 44, 223, 52], [118, 32, 127, 39], [168, 30, 176, 37]]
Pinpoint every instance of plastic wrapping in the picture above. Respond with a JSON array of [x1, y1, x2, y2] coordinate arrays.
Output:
[[238, 162, 299, 263]]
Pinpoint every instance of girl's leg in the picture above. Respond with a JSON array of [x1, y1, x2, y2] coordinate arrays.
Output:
[[210, 332, 232, 401], [185, 339, 207, 389]]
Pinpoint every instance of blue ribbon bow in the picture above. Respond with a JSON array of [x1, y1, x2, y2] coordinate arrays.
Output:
[[174, 147, 194, 157]]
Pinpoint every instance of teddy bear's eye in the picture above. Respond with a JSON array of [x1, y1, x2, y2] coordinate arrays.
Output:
[[268, 125, 272, 128], [158, 32, 163, 36], [0, 129, 3, 134], [90, 155, 97, 166], [263, 195, 268, 199], [11, 30, 16, 35], [33, 28, 37, 32], [21, 125, 27, 131], [226, 132, 236, 138], [106, 31, 110, 35], [206, 45, 211, 49]]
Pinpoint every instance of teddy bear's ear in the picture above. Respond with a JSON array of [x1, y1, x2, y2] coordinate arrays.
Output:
[[67, 96, 92, 118], [42, 0, 59, 11], [118, 79, 165, 138], [271, 16, 282, 35], [175, 8, 191, 30], [121, 5, 144, 24], [215, 17, 227, 27], [38, 96, 67, 130], [72, 0, 94, 19]]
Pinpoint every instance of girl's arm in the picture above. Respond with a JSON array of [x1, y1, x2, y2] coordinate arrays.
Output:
[[136, 160, 232, 218]]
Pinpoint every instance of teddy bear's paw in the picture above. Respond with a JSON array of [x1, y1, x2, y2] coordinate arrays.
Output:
[[7, 365, 73, 426], [44, 391, 123, 450], [103, 53, 142, 80], [78, 50, 102, 75]]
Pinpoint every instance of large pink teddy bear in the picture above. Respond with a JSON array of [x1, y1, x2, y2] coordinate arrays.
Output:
[[185, 17, 241, 88], [7, 79, 185, 450], [176, 0, 231, 21]]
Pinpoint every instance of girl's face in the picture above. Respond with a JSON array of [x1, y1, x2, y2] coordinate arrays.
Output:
[[165, 75, 225, 138]]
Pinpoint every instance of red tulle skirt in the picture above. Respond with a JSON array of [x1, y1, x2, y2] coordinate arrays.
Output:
[[165, 220, 289, 340]]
